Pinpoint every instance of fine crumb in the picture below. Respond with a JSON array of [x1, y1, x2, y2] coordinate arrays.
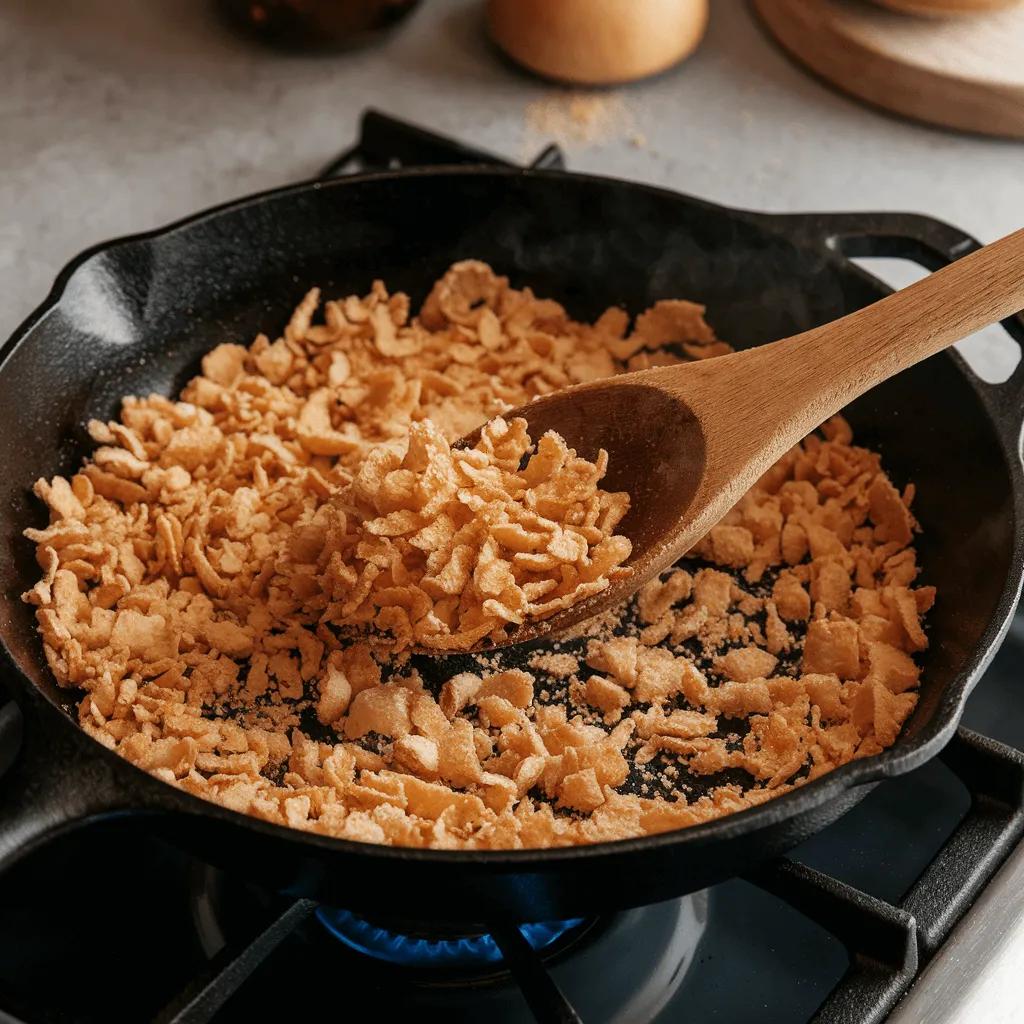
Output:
[[528, 652, 581, 678], [23, 262, 932, 850], [521, 91, 638, 154]]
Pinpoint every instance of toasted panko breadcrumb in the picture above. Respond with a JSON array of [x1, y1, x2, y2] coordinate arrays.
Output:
[[303, 415, 631, 651], [23, 261, 932, 850]]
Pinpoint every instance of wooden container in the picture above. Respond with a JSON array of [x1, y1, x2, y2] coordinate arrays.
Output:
[[488, 0, 709, 86], [755, 0, 1024, 139]]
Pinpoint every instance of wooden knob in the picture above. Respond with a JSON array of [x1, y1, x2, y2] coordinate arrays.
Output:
[[488, 0, 709, 86]]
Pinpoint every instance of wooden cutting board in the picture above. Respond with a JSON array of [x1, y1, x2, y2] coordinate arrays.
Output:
[[754, 0, 1024, 139]]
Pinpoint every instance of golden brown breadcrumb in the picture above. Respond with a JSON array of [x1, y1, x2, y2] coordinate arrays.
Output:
[[23, 262, 932, 849]]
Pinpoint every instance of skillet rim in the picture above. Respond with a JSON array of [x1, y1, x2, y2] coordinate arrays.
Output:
[[1, 163, 1021, 868]]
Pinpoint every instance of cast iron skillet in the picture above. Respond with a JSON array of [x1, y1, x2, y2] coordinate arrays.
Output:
[[1, 148, 1023, 926]]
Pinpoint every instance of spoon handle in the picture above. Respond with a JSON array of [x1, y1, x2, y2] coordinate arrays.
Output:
[[638, 223, 1024, 517], [659, 224, 1024, 457], [783, 223, 1024, 403]]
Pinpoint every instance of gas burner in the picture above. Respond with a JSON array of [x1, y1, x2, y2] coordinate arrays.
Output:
[[188, 861, 708, 1021], [191, 860, 601, 984], [315, 908, 587, 968]]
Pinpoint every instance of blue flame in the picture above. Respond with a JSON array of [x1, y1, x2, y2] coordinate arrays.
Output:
[[316, 908, 584, 967]]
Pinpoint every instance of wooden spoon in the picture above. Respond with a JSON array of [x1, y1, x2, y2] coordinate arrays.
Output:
[[446, 225, 1024, 652]]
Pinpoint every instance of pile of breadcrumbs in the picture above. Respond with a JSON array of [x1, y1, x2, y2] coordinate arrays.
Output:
[[23, 261, 933, 849]]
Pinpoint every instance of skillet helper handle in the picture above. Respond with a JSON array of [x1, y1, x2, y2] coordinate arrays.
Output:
[[0, 693, 130, 876], [771, 209, 1024, 338], [770, 210, 985, 267]]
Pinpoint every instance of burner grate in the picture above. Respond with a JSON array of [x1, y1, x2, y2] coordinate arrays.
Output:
[[751, 727, 1024, 1023]]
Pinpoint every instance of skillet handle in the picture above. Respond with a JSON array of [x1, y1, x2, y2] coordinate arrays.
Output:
[[0, 692, 133, 876], [770, 209, 1024, 424]]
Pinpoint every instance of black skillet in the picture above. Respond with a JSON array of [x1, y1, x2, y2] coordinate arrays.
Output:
[[1, 112, 1023, 926]]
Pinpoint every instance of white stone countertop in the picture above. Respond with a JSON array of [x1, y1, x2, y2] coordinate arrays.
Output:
[[2, 0, 1022, 375]]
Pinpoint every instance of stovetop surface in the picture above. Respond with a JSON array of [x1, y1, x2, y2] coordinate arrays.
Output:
[[3, 619, 1020, 1024]]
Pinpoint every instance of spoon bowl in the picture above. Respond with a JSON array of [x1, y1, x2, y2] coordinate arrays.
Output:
[[452, 377, 709, 645], [495, 378, 708, 563]]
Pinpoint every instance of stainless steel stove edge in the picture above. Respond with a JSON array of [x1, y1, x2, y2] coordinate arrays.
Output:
[[888, 833, 1024, 1024]]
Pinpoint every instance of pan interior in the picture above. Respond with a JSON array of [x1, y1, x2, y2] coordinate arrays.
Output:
[[0, 169, 1014, 812]]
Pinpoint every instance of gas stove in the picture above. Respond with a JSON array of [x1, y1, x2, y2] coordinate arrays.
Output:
[[1, 113, 1023, 1024]]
